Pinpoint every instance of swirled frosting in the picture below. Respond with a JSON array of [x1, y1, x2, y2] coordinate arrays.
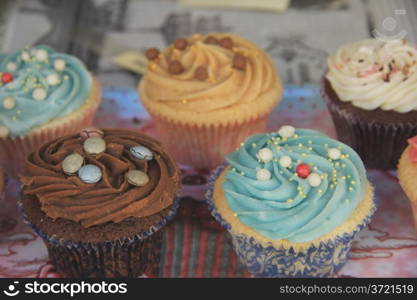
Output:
[[139, 33, 281, 116], [20, 129, 180, 228], [223, 127, 367, 242], [0, 45, 92, 137], [326, 39, 417, 112]]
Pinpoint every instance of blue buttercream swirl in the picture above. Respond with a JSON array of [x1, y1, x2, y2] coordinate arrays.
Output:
[[224, 128, 367, 243], [0, 45, 92, 137]]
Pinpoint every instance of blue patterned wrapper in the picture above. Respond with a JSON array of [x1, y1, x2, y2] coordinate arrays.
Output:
[[18, 196, 180, 278], [205, 164, 376, 278]]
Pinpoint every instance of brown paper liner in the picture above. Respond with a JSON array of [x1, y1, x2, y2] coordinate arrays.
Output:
[[321, 78, 417, 170], [46, 231, 163, 278], [0, 80, 101, 178], [150, 112, 269, 170]]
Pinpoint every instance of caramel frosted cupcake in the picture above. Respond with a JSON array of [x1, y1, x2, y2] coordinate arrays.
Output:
[[139, 33, 283, 169], [19, 128, 180, 277], [323, 39, 417, 170], [0, 45, 101, 177], [398, 136, 417, 232]]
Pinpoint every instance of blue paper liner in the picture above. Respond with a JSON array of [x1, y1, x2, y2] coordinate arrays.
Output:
[[18, 196, 180, 278], [205, 164, 376, 278]]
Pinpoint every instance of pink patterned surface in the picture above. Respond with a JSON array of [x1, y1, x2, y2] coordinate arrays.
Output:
[[0, 85, 416, 278]]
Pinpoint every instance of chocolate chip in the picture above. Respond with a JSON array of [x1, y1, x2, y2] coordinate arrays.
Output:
[[204, 36, 218, 45], [168, 60, 184, 74], [145, 48, 159, 60], [174, 38, 188, 50], [232, 53, 246, 70], [195, 66, 208, 81], [219, 37, 233, 49]]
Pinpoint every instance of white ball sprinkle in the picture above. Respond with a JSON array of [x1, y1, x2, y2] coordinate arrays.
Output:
[[6, 62, 17, 72], [54, 59, 66, 71], [46, 73, 60, 86], [0, 126, 9, 138], [256, 168, 271, 181], [278, 125, 295, 138], [21, 51, 30, 61], [328, 148, 341, 160], [279, 155, 292, 168], [3, 96, 16, 110], [35, 49, 48, 61], [256, 148, 274, 163], [307, 173, 322, 187], [32, 88, 47, 101]]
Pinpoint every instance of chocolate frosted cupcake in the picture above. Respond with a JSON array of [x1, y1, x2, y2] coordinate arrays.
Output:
[[0, 167, 5, 201], [139, 33, 283, 170], [207, 126, 375, 277], [19, 128, 180, 277], [323, 39, 417, 170]]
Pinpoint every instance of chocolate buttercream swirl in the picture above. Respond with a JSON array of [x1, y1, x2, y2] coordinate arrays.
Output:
[[20, 129, 180, 228]]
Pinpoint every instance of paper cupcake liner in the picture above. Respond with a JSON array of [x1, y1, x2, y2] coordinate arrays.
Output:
[[17, 196, 180, 278], [150, 113, 269, 170], [321, 78, 417, 170], [205, 164, 376, 278], [397, 148, 417, 232], [0, 89, 100, 178]]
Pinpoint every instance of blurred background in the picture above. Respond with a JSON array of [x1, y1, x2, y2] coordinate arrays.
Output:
[[1, 0, 416, 88]]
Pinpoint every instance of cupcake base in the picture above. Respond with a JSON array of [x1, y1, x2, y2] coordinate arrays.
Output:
[[19, 194, 180, 278], [397, 146, 417, 232], [322, 78, 417, 170], [151, 113, 269, 170], [206, 165, 376, 278]]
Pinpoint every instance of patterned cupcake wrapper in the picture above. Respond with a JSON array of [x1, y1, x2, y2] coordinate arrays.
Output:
[[150, 112, 270, 171], [320, 77, 417, 170], [205, 164, 376, 278], [0, 81, 101, 179], [17, 196, 180, 278]]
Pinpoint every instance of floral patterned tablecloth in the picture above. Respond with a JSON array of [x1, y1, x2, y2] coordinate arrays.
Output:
[[0, 85, 416, 278]]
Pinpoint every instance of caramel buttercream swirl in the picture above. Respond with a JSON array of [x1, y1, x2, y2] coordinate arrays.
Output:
[[20, 129, 180, 228], [139, 33, 280, 113]]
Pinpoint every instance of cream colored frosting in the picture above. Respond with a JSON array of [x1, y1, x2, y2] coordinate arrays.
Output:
[[326, 39, 417, 112], [139, 33, 282, 125]]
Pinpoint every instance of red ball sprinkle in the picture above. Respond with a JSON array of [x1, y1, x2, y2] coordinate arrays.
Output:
[[296, 163, 311, 179], [1, 72, 13, 84]]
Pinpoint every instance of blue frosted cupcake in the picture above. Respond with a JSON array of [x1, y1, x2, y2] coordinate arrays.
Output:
[[206, 125, 375, 277], [0, 45, 101, 177]]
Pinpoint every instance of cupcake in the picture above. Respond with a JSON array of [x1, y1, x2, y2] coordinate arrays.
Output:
[[19, 128, 180, 277], [398, 136, 417, 231], [323, 39, 417, 170], [206, 125, 375, 277], [139, 33, 283, 170], [0, 45, 101, 177], [0, 167, 5, 201]]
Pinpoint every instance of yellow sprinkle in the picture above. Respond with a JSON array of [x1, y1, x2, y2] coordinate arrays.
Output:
[[298, 143, 303, 148], [324, 144, 328, 148], [240, 142, 244, 147], [308, 147, 313, 151], [252, 143, 257, 148], [349, 187, 353, 191], [301, 153, 307, 157], [287, 199, 294, 203], [351, 180, 356, 184], [318, 189, 323, 194], [341, 176, 346, 180], [233, 213, 238, 217], [345, 199, 350, 204], [294, 134, 299, 138]]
